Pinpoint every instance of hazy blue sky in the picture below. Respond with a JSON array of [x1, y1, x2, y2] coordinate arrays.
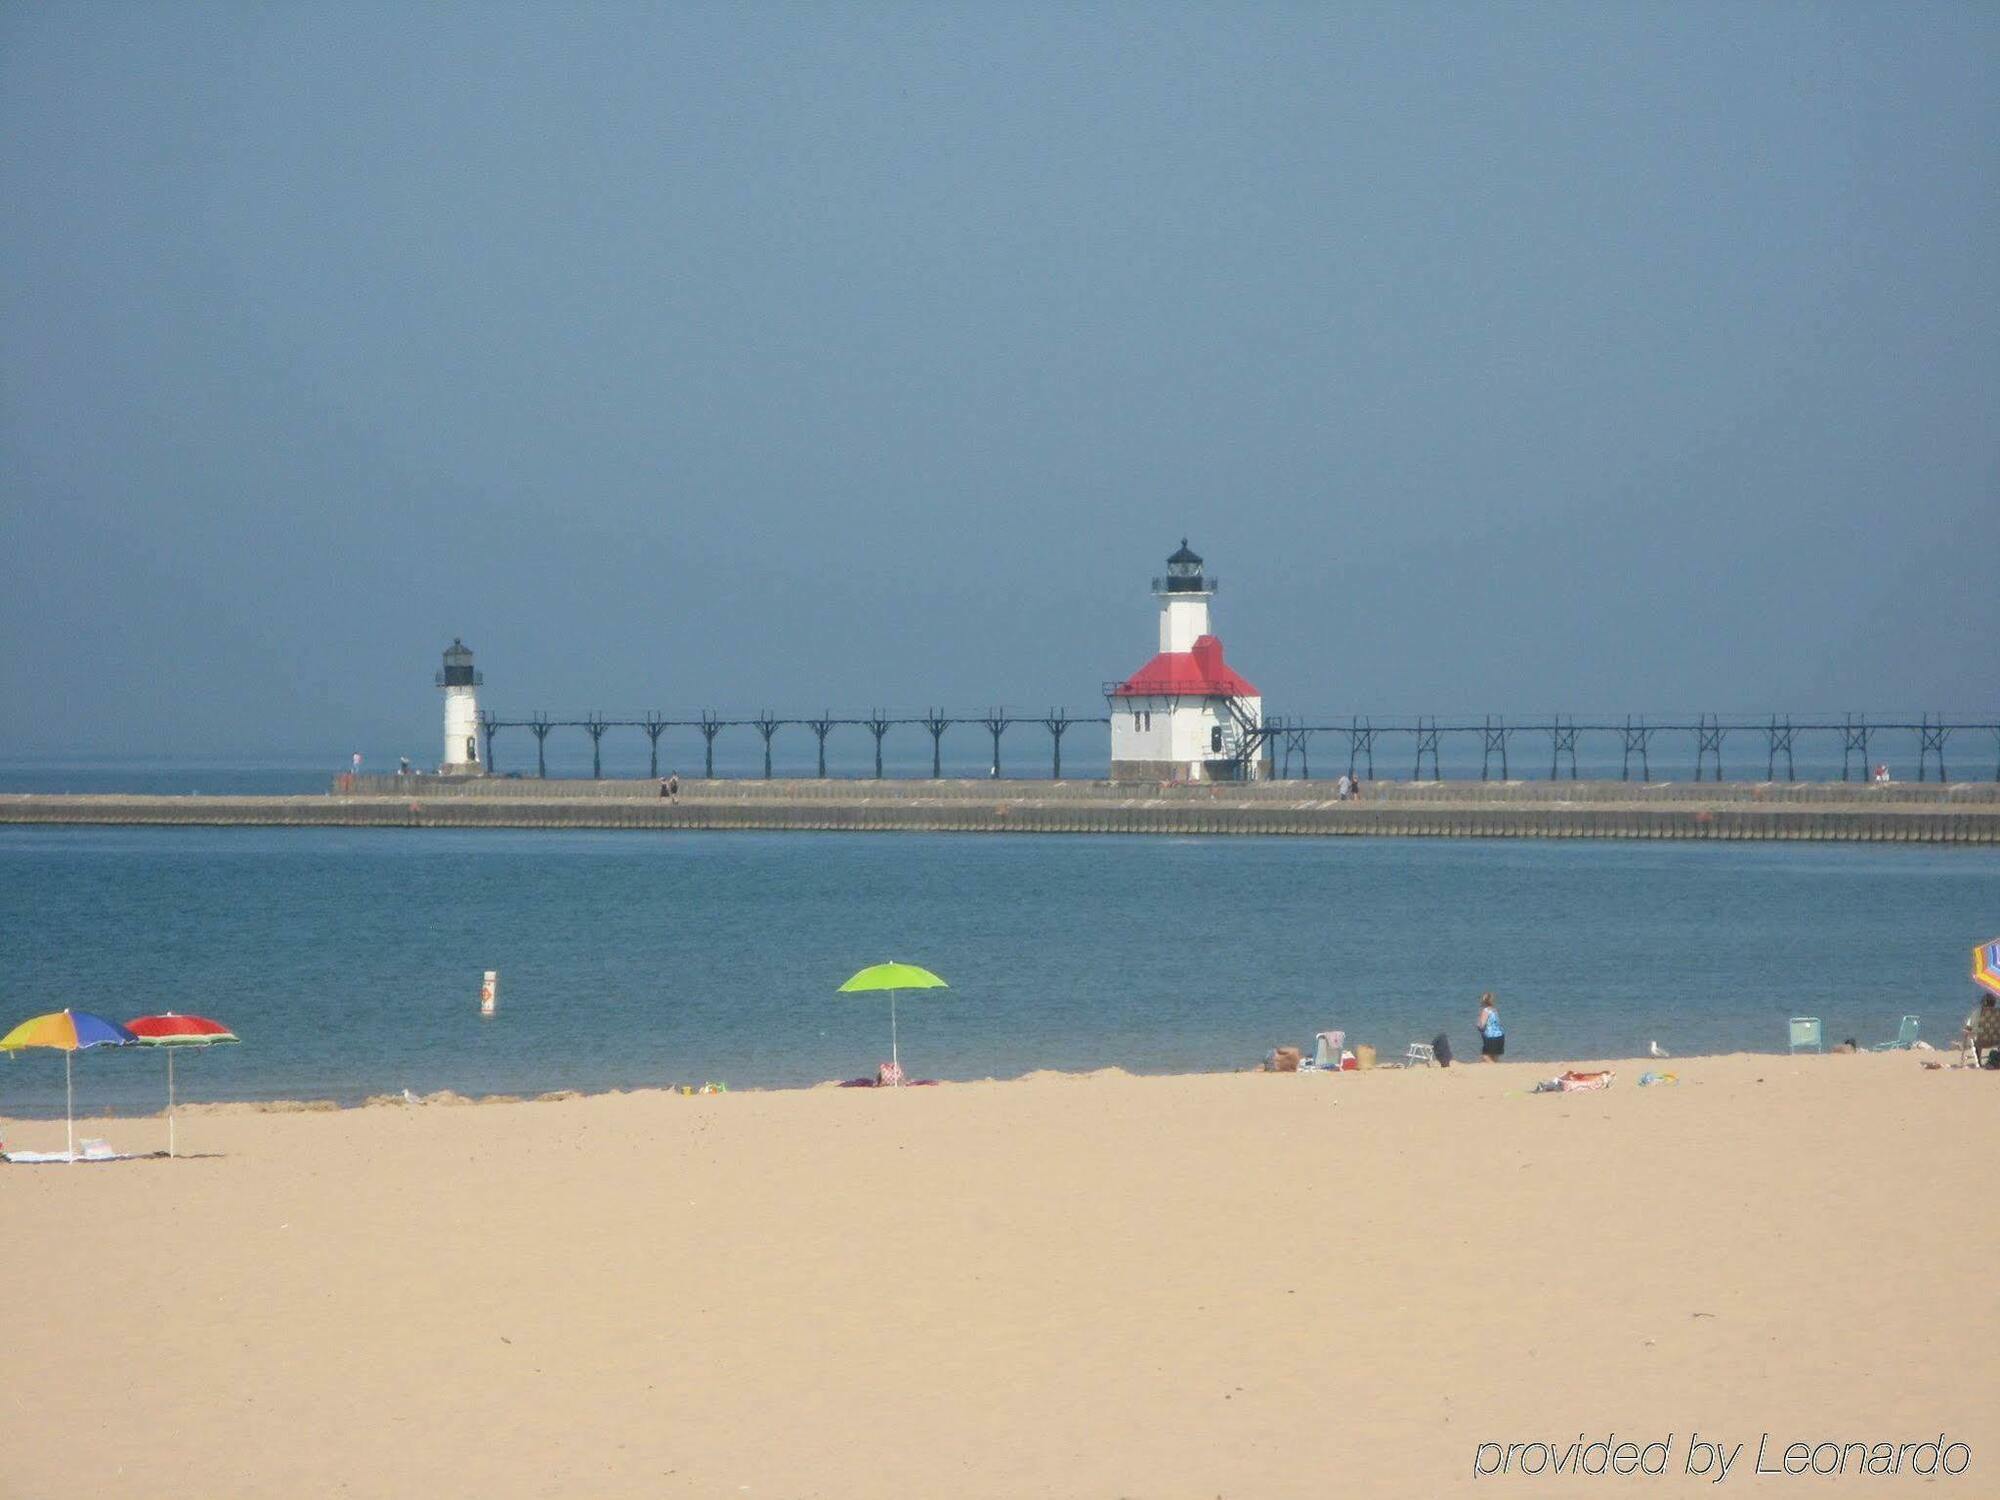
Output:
[[4, 3, 1995, 758]]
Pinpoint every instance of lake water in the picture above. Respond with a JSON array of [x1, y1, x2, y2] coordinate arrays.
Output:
[[2, 826, 1993, 1117]]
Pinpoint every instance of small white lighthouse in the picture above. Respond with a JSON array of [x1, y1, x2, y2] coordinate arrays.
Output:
[[437, 638, 484, 774], [1107, 541, 1266, 782]]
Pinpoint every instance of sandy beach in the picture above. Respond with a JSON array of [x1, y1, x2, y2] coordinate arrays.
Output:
[[3, 1052, 1993, 1498]]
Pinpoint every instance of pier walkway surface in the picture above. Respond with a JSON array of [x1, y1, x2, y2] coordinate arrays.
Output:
[[5, 777, 1999, 842]]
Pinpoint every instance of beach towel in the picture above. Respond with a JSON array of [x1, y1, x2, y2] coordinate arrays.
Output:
[[4, 1146, 152, 1164], [837, 1075, 940, 1087], [1558, 1070, 1615, 1093]]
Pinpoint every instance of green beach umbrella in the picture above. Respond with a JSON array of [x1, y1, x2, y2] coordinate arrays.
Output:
[[837, 962, 949, 1085]]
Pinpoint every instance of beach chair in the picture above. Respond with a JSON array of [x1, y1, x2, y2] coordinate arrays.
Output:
[[1962, 1006, 2000, 1068], [1870, 1015, 1919, 1051], [1788, 1017, 1823, 1053], [1400, 1041, 1436, 1068], [1313, 1031, 1345, 1069]]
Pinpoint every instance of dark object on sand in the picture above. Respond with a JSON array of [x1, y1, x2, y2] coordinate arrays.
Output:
[[1432, 1032, 1453, 1068], [837, 1076, 939, 1087]]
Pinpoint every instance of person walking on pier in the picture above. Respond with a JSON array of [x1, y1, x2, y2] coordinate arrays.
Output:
[[666, 772, 680, 802], [1477, 993, 1505, 1062], [1336, 772, 1352, 801]]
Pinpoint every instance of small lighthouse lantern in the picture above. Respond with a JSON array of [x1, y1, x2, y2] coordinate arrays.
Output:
[[437, 637, 485, 774], [1154, 538, 1212, 596]]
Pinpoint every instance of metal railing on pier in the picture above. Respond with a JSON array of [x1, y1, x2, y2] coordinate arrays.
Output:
[[465, 708, 1999, 784]]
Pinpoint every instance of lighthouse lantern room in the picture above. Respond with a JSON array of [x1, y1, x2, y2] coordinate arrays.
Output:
[[437, 638, 484, 774], [1107, 541, 1267, 782]]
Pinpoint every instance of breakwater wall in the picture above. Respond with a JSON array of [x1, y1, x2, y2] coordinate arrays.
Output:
[[5, 779, 1998, 842], [335, 774, 2000, 807]]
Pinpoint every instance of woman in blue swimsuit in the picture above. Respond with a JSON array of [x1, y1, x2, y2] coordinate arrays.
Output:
[[1478, 992, 1505, 1061]]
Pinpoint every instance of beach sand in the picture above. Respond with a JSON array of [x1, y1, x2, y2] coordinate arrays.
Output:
[[2, 1053, 1994, 1497]]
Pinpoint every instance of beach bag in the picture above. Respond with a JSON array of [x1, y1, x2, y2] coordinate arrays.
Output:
[[1432, 1033, 1453, 1067]]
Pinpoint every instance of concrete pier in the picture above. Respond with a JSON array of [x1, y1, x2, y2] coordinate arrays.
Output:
[[4, 778, 1998, 842]]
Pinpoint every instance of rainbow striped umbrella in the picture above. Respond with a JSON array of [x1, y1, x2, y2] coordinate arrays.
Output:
[[0, 1009, 136, 1161], [125, 1013, 239, 1158], [1974, 939, 2000, 1000]]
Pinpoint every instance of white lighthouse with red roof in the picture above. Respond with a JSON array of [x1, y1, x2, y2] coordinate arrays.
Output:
[[1106, 540, 1266, 782]]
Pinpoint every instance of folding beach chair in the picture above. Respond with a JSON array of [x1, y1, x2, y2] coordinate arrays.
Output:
[[1787, 1017, 1823, 1053], [1962, 1005, 2000, 1068], [1400, 1041, 1436, 1068], [1870, 1015, 1919, 1051]]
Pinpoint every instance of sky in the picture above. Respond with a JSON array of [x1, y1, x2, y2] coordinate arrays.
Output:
[[3, 2, 1995, 759]]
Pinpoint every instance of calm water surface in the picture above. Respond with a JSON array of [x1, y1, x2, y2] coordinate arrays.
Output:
[[1, 827, 1993, 1116]]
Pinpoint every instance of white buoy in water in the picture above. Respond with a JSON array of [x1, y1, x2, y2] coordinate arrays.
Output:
[[480, 970, 498, 1017]]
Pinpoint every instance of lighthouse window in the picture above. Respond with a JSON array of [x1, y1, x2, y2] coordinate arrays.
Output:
[[1211, 726, 1224, 753]]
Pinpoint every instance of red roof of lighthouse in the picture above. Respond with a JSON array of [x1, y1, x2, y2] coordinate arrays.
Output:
[[1110, 635, 1260, 699]]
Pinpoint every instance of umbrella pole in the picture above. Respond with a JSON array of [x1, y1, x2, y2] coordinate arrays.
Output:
[[168, 1049, 177, 1159], [65, 1050, 74, 1163], [891, 990, 900, 1086]]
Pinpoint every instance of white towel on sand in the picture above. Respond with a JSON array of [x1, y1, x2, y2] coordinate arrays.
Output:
[[4, 1144, 145, 1164]]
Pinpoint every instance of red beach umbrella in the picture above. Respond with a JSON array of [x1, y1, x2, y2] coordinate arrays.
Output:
[[124, 1013, 239, 1158]]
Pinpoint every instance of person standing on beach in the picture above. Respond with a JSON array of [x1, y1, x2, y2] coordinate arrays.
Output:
[[1477, 992, 1505, 1061]]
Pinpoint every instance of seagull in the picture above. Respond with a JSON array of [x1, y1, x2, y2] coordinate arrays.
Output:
[[1648, 1040, 1670, 1059]]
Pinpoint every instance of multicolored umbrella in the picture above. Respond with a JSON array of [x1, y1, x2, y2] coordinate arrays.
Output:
[[836, 962, 949, 1086], [0, 1009, 136, 1161], [125, 1013, 239, 1158], [1974, 939, 2000, 1000]]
